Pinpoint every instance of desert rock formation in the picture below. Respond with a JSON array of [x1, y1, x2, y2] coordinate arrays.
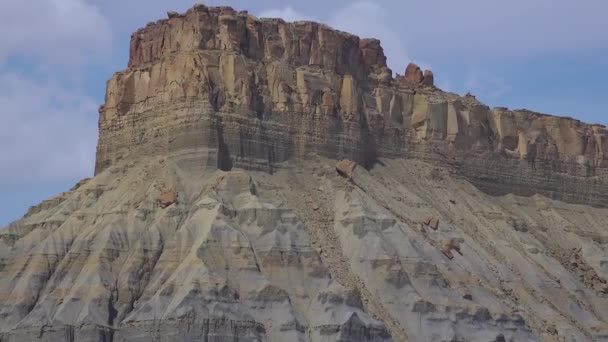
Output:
[[96, 5, 608, 207], [2, 4, 608, 342]]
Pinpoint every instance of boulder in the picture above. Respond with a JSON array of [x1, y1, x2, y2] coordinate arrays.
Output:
[[336, 160, 357, 179], [159, 190, 178, 208]]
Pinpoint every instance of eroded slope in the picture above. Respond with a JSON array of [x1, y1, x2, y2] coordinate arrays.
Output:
[[1, 156, 607, 341]]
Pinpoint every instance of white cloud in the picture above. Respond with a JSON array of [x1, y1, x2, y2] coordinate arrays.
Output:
[[0, 0, 112, 65], [0, 0, 113, 185], [0, 72, 98, 184], [259, 6, 313, 22]]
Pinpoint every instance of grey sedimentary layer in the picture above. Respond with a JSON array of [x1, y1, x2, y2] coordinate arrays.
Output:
[[2, 157, 608, 341]]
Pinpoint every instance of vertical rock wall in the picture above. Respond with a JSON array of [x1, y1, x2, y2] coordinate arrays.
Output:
[[96, 4, 608, 206]]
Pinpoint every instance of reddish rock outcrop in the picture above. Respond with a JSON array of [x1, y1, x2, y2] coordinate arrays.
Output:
[[403, 63, 424, 83], [399, 63, 433, 87], [336, 159, 358, 179], [158, 190, 177, 208]]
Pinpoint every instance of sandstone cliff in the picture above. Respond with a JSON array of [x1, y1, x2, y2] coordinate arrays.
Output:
[[96, 4, 608, 207], [1, 4, 608, 342]]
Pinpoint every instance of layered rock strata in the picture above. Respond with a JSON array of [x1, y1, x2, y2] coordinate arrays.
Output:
[[96, 4, 608, 207], [2, 157, 608, 341]]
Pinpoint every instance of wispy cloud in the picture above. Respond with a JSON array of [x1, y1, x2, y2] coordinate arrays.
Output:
[[0, 0, 111, 185], [259, 6, 314, 22], [0, 0, 112, 65], [0, 72, 98, 184]]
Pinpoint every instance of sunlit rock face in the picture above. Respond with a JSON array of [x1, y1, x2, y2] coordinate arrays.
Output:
[[96, 5, 608, 208], [1, 4, 608, 342]]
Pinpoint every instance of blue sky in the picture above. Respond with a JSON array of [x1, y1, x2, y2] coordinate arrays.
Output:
[[1, 0, 607, 226]]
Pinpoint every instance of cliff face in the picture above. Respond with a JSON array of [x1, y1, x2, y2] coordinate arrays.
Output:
[[2, 4, 608, 342], [96, 4, 608, 207]]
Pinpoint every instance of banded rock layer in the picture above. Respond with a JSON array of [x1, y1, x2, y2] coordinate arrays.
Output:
[[96, 4, 608, 207], [2, 157, 608, 341]]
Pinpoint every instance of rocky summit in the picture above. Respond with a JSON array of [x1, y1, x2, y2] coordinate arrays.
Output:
[[1, 4, 608, 342]]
